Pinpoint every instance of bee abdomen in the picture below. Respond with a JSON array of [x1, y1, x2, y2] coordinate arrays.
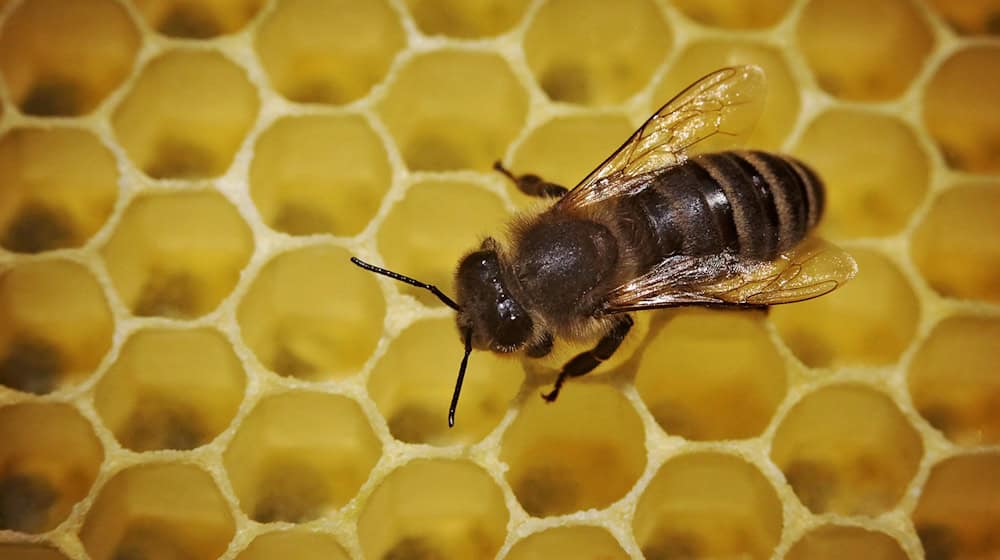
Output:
[[625, 150, 825, 266]]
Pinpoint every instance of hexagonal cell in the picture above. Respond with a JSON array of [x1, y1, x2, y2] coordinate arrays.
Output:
[[112, 50, 259, 179], [501, 384, 645, 516], [249, 115, 391, 237], [378, 180, 510, 307], [771, 249, 920, 368], [404, 0, 530, 38], [102, 190, 253, 319], [237, 245, 384, 380], [255, 0, 405, 105], [786, 525, 907, 560], [0, 260, 112, 394], [0, 545, 69, 560], [912, 185, 1000, 303], [792, 109, 929, 239], [797, 0, 934, 101], [79, 464, 235, 560], [134, 0, 264, 38], [378, 50, 528, 171], [0, 128, 118, 253], [508, 114, 633, 206], [635, 309, 785, 441], [770, 384, 923, 515], [523, 0, 671, 105], [236, 529, 349, 560], [0, 0, 140, 116], [913, 453, 1000, 559], [369, 318, 522, 445], [633, 452, 782, 560], [357, 459, 508, 559], [506, 525, 628, 560], [929, 0, 1000, 35], [923, 46, 1000, 173], [908, 316, 1000, 446], [653, 41, 798, 151], [670, 0, 793, 29], [94, 327, 246, 452], [223, 391, 380, 523], [0, 403, 103, 534]]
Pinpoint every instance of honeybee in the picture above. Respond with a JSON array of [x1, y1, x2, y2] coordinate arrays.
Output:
[[353, 66, 857, 427]]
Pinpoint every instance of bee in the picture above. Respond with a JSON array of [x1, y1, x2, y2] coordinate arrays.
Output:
[[352, 66, 857, 427]]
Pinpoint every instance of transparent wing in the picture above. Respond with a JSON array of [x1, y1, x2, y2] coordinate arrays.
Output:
[[602, 237, 858, 312], [557, 65, 766, 210]]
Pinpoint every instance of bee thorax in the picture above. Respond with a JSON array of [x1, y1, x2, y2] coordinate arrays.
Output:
[[514, 217, 619, 321]]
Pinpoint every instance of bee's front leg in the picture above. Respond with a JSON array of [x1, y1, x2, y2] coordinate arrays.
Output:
[[493, 161, 568, 199], [542, 314, 634, 402], [525, 332, 554, 358]]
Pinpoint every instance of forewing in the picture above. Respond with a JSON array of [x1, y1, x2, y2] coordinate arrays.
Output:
[[557, 65, 766, 209], [602, 237, 858, 312]]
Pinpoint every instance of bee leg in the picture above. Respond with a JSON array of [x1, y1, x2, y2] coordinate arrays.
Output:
[[493, 160, 568, 199], [526, 332, 554, 358], [542, 315, 633, 402]]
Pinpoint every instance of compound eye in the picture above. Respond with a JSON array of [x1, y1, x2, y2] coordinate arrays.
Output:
[[492, 298, 532, 351]]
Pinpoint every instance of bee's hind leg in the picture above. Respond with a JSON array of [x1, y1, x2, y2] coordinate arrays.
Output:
[[493, 160, 568, 199], [542, 315, 634, 402]]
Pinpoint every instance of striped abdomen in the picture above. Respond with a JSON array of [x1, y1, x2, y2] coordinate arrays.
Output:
[[623, 150, 825, 267]]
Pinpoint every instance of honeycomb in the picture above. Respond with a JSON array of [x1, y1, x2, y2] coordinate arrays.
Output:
[[0, 0, 998, 558]]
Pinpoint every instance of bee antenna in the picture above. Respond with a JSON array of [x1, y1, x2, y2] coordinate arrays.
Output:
[[448, 329, 473, 428], [350, 257, 461, 311]]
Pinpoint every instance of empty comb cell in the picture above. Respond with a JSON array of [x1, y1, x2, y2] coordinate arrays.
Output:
[[635, 309, 785, 441], [250, 114, 392, 237], [501, 384, 646, 516], [0, 128, 118, 254], [255, 0, 405, 105], [506, 525, 629, 560], [378, 50, 528, 171], [223, 391, 381, 522], [369, 317, 522, 445], [771, 250, 920, 368], [101, 190, 253, 319], [633, 452, 783, 560], [923, 46, 1000, 173], [792, 110, 930, 239], [786, 525, 908, 560], [913, 454, 1000, 560], [523, 0, 671, 105], [235, 529, 350, 560], [0, 0, 139, 116], [0, 260, 112, 393], [912, 184, 1000, 303], [770, 384, 923, 515], [0, 403, 102, 534], [94, 327, 246, 451], [908, 315, 1000, 445], [133, 0, 264, 38], [111, 50, 259, 179], [796, 0, 934, 101], [79, 464, 234, 560], [357, 459, 509, 560], [237, 245, 384, 379]]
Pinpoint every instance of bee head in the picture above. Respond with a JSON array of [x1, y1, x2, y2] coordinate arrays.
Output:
[[349, 248, 528, 429], [454, 243, 533, 354]]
